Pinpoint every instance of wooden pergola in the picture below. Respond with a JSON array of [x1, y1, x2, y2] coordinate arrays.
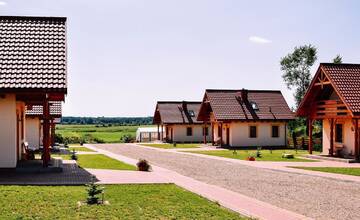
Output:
[[26, 101, 62, 149], [17, 92, 65, 167], [297, 64, 360, 160]]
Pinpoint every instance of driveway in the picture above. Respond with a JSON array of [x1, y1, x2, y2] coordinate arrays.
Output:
[[94, 143, 360, 220]]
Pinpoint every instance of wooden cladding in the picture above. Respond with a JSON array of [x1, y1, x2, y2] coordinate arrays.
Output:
[[312, 100, 350, 119]]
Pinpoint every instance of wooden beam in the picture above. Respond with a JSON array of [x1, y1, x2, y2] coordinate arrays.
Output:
[[203, 123, 207, 145], [42, 97, 50, 167], [211, 122, 215, 146], [314, 81, 331, 86], [161, 124, 164, 141], [220, 123, 223, 147], [329, 118, 334, 156], [50, 119, 55, 147], [355, 118, 359, 160], [157, 124, 160, 140], [308, 118, 313, 154]]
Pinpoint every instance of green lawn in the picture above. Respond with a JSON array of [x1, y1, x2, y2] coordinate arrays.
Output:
[[56, 124, 146, 143], [0, 184, 246, 220], [140, 143, 201, 149], [68, 146, 95, 152], [61, 154, 137, 170], [186, 149, 319, 162], [291, 167, 360, 176]]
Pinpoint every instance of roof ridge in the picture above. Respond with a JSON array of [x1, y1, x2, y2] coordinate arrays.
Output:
[[157, 101, 202, 104], [321, 62, 360, 66], [205, 89, 281, 93], [0, 16, 67, 21]]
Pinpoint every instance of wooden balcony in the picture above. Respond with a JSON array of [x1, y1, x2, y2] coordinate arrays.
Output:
[[312, 100, 350, 119]]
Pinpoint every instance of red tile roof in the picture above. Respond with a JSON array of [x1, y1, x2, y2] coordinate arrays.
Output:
[[0, 16, 67, 91], [26, 101, 62, 117], [321, 63, 360, 113], [153, 101, 203, 124], [199, 89, 294, 121]]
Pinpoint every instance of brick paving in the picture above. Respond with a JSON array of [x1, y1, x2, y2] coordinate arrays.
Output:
[[0, 161, 94, 185]]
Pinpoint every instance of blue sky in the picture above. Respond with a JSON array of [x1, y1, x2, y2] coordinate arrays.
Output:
[[1, 0, 360, 116]]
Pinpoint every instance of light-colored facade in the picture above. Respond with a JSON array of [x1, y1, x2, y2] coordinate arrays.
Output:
[[322, 118, 355, 156], [25, 117, 42, 150], [212, 121, 287, 147], [0, 94, 18, 168], [164, 124, 212, 143], [0, 94, 28, 168]]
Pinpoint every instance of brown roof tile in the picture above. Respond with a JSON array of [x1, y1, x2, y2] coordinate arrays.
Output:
[[201, 89, 294, 121], [0, 16, 67, 91], [153, 101, 203, 124], [321, 63, 360, 113]]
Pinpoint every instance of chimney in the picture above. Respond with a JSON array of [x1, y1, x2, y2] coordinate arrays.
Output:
[[241, 88, 248, 101], [182, 101, 188, 112]]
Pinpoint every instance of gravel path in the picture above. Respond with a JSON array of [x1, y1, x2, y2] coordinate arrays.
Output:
[[95, 144, 360, 220]]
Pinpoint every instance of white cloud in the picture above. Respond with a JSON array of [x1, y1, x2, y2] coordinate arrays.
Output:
[[249, 36, 271, 44], [0, 1, 7, 6]]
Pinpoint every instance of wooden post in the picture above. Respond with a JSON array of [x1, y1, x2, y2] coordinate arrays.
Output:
[[50, 119, 55, 147], [211, 122, 214, 146], [42, 97, 50, 167], [170, 128, 173, 142], [220, 122, 223, 147], [308, 118, 313, 154], [203, 123, 207, 144], [157, 124, 160, 140], [355, 118, 359, 160], [161, 124, 164, 141], [329, 118, 334, 156]]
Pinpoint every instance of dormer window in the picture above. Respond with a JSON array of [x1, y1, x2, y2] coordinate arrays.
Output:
[[250, 102, 259, 111], [188, 110, 195, 117]]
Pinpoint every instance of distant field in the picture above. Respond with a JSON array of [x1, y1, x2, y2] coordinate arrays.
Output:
[[56, 124, 149, 144]]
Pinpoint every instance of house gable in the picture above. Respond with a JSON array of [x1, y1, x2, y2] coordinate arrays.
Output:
[[297, 63, 356, 119]]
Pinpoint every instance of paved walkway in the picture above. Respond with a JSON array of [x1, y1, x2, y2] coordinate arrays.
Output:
[[86, 169, 171, 184], [89, 143, 360, 220], [86, 144, 311, 220], [0, 160, 94, 185], [136, 143, 360, 182]]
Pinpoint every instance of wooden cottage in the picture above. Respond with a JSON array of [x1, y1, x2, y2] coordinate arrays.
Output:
[[0, 16, 67, 168], [153, 101, 212, 143], [297, 63, 360, 160], [197, 89, 294, 147]]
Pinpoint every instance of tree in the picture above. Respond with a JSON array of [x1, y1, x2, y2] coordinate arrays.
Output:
[[333, 54, 342, 64], [280, 44, 317, 107]]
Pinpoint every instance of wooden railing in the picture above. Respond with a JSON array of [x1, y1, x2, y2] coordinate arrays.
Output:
[[312, 100, 349, 118], [288, 137, 321, 149]]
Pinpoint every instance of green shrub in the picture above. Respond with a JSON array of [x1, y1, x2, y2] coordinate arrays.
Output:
[[64, 136, 83, 144], [313, 143, 322, 152], [54, 133, 64, 143], [71, 149, 78, 160], [121, 134, 135, 143], [93, 137, 105, 143], [86, 176, 103, 205], [137, 159, 151, 171], [256, 147, 262, 158]]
